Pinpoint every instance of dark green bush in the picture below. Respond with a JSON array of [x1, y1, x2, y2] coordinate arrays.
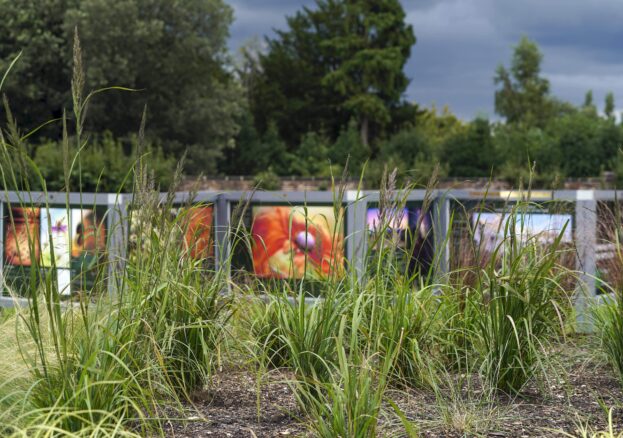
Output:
[[32, 132, 176, 192]]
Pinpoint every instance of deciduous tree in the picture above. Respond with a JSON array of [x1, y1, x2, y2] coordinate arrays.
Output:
[[494, 37, 553, 128]]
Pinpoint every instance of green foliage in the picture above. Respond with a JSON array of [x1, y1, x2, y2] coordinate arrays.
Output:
[[444, 118, 496, 177], [295, 308, 396, 438], [0, 0, 243, 174], [126, 194, 234, 393], [318, 0, 416, 146], [289, 131, 331, 177], [0, 0, 71, 133], [248, 0, 416, 150], [593, 297, 623, 385], [266, 287, 345, 384], [373, 107, 462, 183], [493, 123, 561, 185], [551, 111, 603, 178], [253, 169, 281, 190], [605, 92, 616, 120], [583, 90, 594, 109], [471, 210, 569, 393], [220, 110, 262, 175], [592, 212, 623, 386], [330, 119, 371, 175], [0, 37, 234, 435], [32, 132, 176, 192], [494, 36, 553, 128]]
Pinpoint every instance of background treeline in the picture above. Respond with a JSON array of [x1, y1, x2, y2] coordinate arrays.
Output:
[[1, 0, 621, 191]]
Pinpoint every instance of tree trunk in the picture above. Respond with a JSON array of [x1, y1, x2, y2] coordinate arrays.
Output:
[[360, 117, 369, 147]]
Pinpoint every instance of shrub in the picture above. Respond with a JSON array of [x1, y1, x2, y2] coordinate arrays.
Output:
[[33, 132, 176, 192]]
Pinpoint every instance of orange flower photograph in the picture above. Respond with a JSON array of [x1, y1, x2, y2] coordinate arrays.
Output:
[[4, 207, 40, 266], [251, 206, 343, 279], [181, 206, 214, 260]]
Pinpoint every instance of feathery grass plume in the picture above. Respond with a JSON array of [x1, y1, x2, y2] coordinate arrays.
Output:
[[71, 27, 85, 138]]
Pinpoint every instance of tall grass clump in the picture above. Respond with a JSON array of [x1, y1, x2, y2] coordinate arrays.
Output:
[[356, 168, 441, 389], [243, 272, 347, 385], [0, 31, 232, 436], [292, 293, 400, 438], [468, 203, 571, 393], [593, 292, 623, 386], [125, 168, 234, 394], [592, 202, 623, 385]]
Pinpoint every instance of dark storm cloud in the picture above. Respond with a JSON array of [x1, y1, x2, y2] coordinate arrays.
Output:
[[230, 0, 623, 119], [228, 0, 316, 50]]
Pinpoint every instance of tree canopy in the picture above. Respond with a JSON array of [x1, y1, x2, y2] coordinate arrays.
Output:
[[0, 0, 241, 174], [494, 36, 553, 128], [247, 0, 416, 152]]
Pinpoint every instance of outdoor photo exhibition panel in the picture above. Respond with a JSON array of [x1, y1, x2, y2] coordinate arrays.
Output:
[[223, 192, 348, 295], [0, 189, 608, 331], [0, 192, 123, 307]]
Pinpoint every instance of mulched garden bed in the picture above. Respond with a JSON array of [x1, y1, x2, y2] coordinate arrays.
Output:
[[165, 336, 623, 437]]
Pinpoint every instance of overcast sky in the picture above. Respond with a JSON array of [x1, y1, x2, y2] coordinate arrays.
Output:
[[228, 0, 623, 120]]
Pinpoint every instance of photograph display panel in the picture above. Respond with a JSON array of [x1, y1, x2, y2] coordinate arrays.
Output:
[[251, 205, 344, 279], [181, 206, 214, 260], [41, 208, 71, 268], [3, 207, 41, 296], [2, 206, 109, 296], [473, 212, 573, 252], [366, 206, 435, 277], [595, 201, 623, 295], [366, 207, 409, 232], [4, 207, 40, 266], [128, 204, 214, 261], [70, 208, 107, 293]]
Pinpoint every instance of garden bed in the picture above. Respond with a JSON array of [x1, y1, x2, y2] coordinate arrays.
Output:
[[165, 336, 622, 437]]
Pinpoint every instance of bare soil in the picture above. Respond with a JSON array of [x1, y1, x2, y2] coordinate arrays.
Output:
[[165, 336, 623, 437]]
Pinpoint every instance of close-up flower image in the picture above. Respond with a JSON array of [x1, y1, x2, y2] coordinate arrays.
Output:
[[4, 207, 40, 266], [251, 206, 343, 279], [181, 206, 213, 260]]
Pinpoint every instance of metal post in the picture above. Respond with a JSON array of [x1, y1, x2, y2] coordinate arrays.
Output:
[[215, 194, 231, 279], [574, 191, 597, 332], [431, 194, 450, 281], [345, 190, 366, 281], [107, 193, 127, 296]]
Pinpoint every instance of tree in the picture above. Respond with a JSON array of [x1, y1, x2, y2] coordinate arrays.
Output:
[[552, 112, 601, 177], [0, 0, 74, 135], [289, 131, 331, 177], [330, 119, 370, 175], [218, 110, 263, 175], [494, 37, 552, 128], [249, 0, 415, 151], [319, 0, 416, 146], [583, 90, 594, 108], [0, 0, 242, 174], [605, 92, 615, 119], [257, 122, 291, 175], [444, 118, 495, 177], [492, 122, 561, 184]]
